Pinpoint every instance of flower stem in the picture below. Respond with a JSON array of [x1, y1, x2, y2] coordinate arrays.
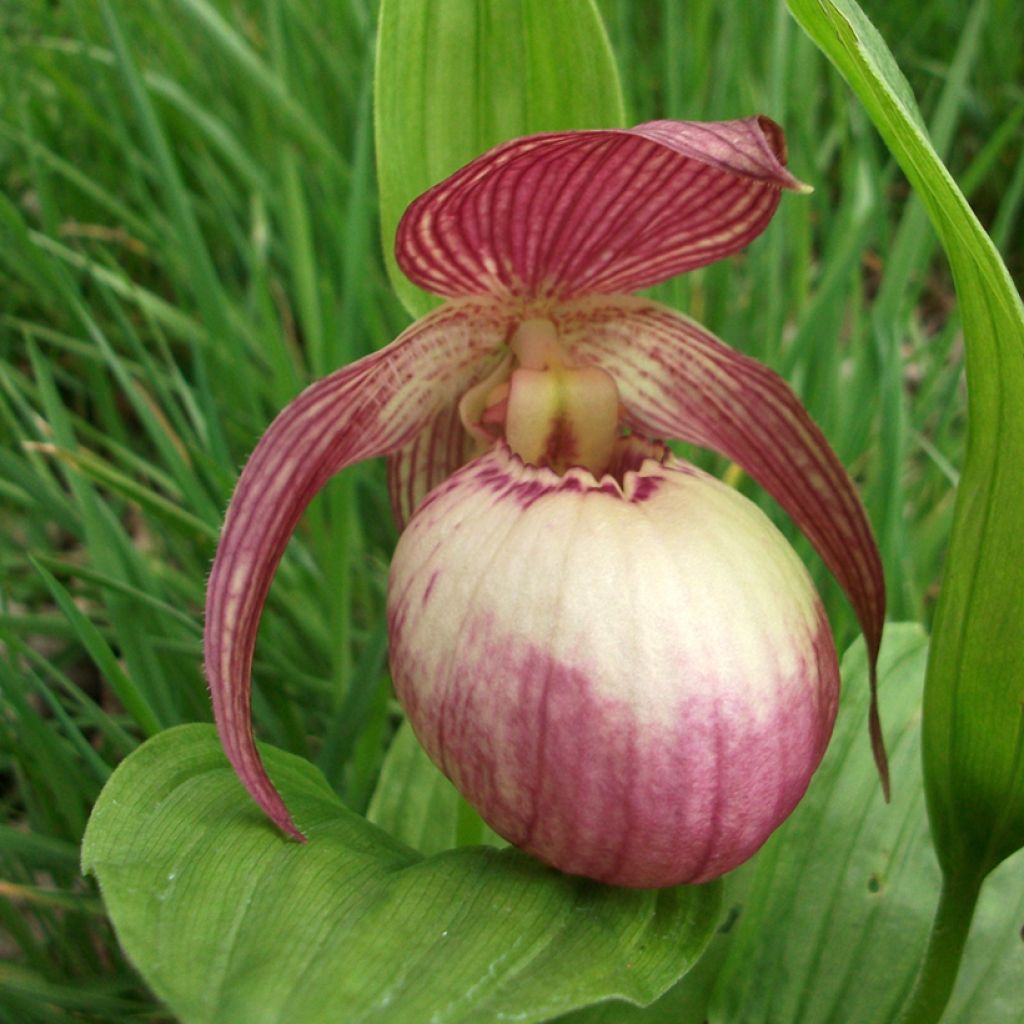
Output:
[[898, 869, 983, 1024]]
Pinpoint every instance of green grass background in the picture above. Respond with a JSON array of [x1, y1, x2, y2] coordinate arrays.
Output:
[[0, 0, 1021, 1019]]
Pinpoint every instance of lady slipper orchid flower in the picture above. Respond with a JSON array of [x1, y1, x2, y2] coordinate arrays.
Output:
[[205, 117, 887, 889]]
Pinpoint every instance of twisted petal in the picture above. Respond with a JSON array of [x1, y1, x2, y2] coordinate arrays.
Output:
[[205, 299, 512, 838], [397, 118, 806, 303], [556, 296, 889, 792]]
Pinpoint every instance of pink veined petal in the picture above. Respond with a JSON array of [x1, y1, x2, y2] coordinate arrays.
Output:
[[396, 117, 806, 304], [557, 295, 890, 795], [204, 299, 512, 838], [387, 397, 484, 531]]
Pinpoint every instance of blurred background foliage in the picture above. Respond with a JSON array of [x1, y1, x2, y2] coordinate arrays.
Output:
[[0, 0, 1021, 1019]]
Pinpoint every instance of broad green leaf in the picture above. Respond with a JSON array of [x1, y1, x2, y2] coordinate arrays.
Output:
[[560, 625, 1024, 1024], [789, 0, 1024, 888], [375, 0, 626, 318], [82, 725, 720, 1024], [366, 719, 504, 855]]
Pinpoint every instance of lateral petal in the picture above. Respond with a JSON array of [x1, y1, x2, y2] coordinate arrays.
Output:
[[397, 117, 805, 303], [558, 295, 889, 792], [387, 399, 484, 530], [205, 299, 512, 837]]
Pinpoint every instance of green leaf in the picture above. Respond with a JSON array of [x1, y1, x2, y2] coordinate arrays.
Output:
[[82, 724, 720, 1024], [779, 2, 1024, 1015], [788, 0, 1024, 888], [375, 0, 626, 318], [559, 625, 1024, 1024]]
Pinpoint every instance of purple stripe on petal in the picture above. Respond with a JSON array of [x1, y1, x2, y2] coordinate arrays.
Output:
[[396, 118, 806, 303], [556, 296, 889, 793], [204, 299, 512, 837]]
